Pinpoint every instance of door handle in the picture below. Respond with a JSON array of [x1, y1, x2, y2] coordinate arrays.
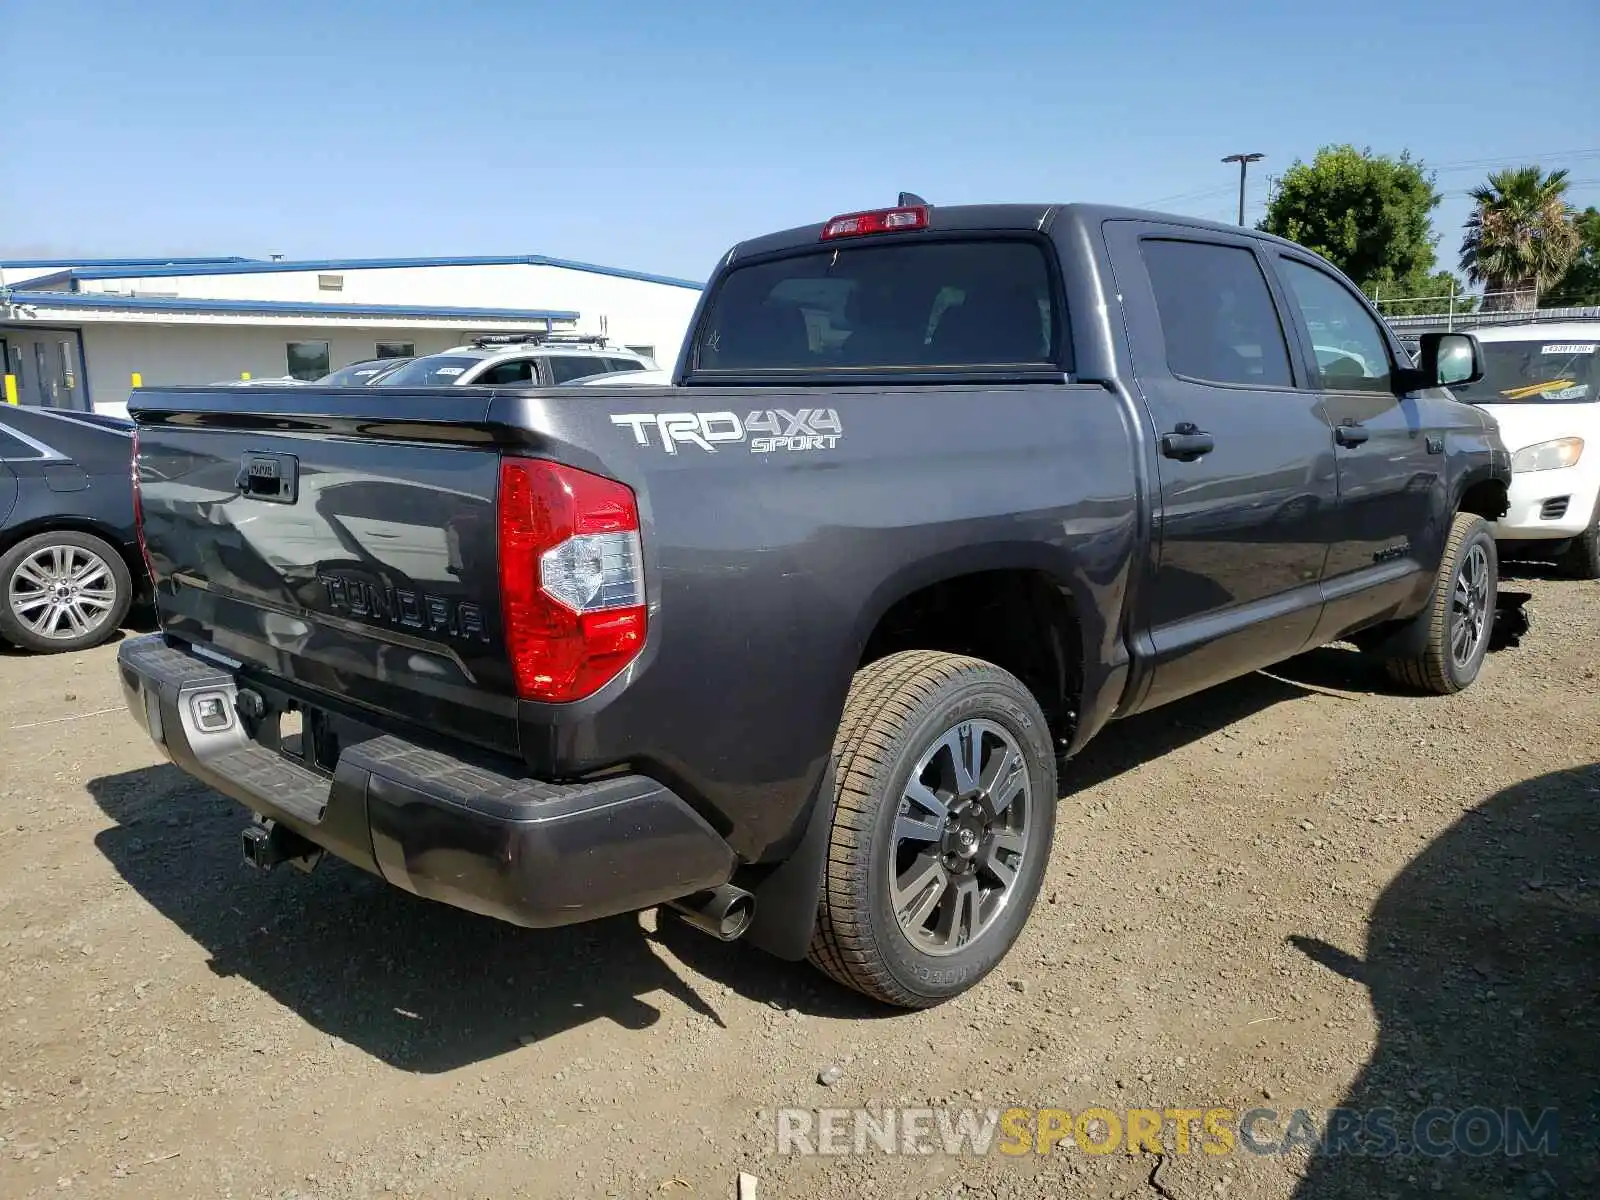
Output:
[[1334, 421, 1370, 448], [1160, 423, 1215, 461]]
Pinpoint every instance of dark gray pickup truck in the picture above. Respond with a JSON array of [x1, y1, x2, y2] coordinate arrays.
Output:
[[119, 201, 1510, 1008]]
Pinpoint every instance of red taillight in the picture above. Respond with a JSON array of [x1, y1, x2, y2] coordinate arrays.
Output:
[[497, 458, 647, 703], [130, 428, 153, 581], [820, 205, 929, 240]]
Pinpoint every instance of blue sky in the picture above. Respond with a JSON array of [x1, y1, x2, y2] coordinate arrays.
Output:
[[3, 0, 1596, 287]]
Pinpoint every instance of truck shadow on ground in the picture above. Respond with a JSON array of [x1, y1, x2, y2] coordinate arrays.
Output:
[[85, 764, 887, 1074], [1288, 762, 1600, 1197]]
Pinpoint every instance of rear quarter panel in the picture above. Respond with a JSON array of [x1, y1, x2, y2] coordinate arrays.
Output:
[[505, 381, 1142, 860]]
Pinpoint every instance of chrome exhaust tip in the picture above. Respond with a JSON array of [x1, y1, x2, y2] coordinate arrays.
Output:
[[666, 884, 756, 941]]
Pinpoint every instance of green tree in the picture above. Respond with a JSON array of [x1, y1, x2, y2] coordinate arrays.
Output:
[[1262, 145, 1454, 308], [1544, 206, 1600, 307], [1460, 167, 1579, 311]]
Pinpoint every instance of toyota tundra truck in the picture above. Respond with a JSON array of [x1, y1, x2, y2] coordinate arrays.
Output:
[[119, 200, 1510, 1008]]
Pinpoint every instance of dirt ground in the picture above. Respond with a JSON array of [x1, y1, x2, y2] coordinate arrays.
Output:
[[2, 570, 1596, 1200]]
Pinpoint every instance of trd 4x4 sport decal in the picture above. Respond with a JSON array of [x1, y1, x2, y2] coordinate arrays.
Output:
[[610, 409, 842, 455]]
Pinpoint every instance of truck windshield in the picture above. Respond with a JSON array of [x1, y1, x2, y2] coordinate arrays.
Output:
[[1450, 338, 1599, 403], [370, 355, 482, 387], [694, 239, 1059, 372]]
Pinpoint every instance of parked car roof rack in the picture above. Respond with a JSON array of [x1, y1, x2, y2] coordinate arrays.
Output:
[[469, 332, 608, 348]]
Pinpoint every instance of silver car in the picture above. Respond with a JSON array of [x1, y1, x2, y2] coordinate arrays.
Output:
[[372, 334, 654, 388]]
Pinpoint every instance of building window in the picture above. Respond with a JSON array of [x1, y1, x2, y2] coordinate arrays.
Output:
[[318, 274, 344, 291], [375, 342, 415, 359], [287, 341, 331, 380]]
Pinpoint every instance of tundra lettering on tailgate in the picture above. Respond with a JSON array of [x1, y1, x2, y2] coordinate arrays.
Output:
[[611, 409, 842, 455], [318, 574, 492, 643]]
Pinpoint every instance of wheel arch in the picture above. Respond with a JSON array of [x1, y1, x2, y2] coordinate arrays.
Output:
[[747, 551, 1100, 965], [1455, 470, 1510, 524], [0, 516, 145, 586], [848, 547, 1094, 753]]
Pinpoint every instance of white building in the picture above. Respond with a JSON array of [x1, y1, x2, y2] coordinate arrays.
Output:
[[0, 253, 703, 413]]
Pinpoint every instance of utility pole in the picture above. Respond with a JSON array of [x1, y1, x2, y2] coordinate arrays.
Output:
[[1221, 153, 1265, 226]]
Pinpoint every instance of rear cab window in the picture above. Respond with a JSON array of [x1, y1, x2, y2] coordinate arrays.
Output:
[[693, 239, 1063, 374]]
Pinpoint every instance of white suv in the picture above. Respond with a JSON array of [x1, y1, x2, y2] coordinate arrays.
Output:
[[373, 334, 654, 388], [1447, 321, 1600, 577]]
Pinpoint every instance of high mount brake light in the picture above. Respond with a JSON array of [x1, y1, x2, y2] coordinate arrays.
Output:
[[820, 205, 929, 240], [497, 458, 647, 703]]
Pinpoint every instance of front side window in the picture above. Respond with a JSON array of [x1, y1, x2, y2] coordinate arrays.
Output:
[[696, 238, 1059, 371], [286, 341, 331, 381], [1449, 339, 1599, 404], [1141, 239, 1293, 388], [1277, 259, 1393, 393]]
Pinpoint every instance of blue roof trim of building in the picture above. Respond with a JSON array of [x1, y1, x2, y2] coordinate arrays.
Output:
[[49, 254, 703, 290], [5, 290, 580, 322], [0, 256, 254, 269]]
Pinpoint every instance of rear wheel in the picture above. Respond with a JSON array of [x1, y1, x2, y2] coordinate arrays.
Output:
[[808, 651, 1056, 1008], [1383, 512, 1497, 694], [0, 531, 133, 653]]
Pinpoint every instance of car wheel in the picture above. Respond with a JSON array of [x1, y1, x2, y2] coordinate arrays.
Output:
[[1384, 512, 1498, 694], [808, 650, 1057, 1008], [1557, 498, 1600, 580], [0, 531, 133, 653]]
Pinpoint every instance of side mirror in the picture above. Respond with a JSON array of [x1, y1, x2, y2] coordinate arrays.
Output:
[[1416, 331, 1483, 388]]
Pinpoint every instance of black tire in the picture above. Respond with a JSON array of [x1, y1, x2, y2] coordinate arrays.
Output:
[[0, 530, 133, 653], [1384, 512, 1498, 694], [1557, 498, 1600, 580], [808, 651, 1057, 1008]]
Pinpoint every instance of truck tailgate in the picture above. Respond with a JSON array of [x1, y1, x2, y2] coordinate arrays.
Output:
[[132, 387, 520, 755]]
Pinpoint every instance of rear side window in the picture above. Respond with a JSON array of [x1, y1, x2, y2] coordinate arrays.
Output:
[[476, 359, 535, 386], [695, 239, 1059, 371], [548, 356, 610, 384], [1142, 239, 1293, 388]]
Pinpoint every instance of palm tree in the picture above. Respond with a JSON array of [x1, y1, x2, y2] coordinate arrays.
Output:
[[1460, 166, 1580, 311]]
